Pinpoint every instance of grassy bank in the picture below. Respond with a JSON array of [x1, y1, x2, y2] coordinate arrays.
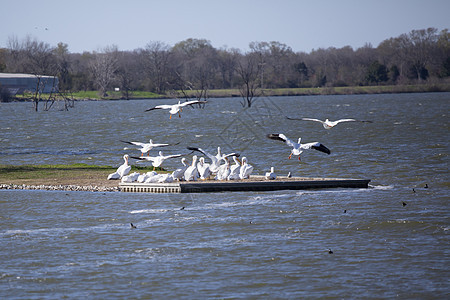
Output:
[[0, 164, 162, 187], [10, 83, 450, 102]]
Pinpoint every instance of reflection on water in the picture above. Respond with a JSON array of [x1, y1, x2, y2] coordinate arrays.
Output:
[[0, 93, 449, 298]]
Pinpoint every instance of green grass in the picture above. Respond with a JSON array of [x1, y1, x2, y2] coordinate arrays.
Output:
[[11, 83, 450, 102], [0, 163, 165, 184]]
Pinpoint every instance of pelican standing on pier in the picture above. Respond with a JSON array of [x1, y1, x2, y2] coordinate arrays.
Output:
[[108, 154, 131, 179], [184, 155, 199, 181]]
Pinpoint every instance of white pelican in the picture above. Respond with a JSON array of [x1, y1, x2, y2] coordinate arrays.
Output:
[[172, 158, 188, 181], [239, 157, 253, 179], [121, 139, 179, 156], [184, 155, 199, 181], [187, 146, 239, 173], [265, 167, 277, 180], [131, 151, 182, 170], [267, 133, 331, 160], [144, 172, 162, 183], [157, 173, 174, 183], [197, 157, 211, 180], [137, 172, 155, 183], [108, 154, 131, 179], [227, 156, 241, 180], [286, 116, 372, 129], [121, 172, 140, 183], [145, 100, 207, 119], [215, 158, 230, 181]]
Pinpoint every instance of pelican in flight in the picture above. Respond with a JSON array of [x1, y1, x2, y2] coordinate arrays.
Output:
[[121, 139, 179, 156], [131, 151, 182, 170], [108, 154, 131, 179], [286, 116, 372, 129], [267, 133, 331, 160], [145, 100, 207, 119], [187, 146, 240, 173]]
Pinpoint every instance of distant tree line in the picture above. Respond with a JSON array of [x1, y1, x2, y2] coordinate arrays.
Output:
[[0, 27, 449, 102]]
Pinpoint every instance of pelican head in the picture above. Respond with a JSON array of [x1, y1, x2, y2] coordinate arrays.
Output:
[[181, 157, 187, 165], [158, 151, 163, 156], [297, 138, 302, 144]]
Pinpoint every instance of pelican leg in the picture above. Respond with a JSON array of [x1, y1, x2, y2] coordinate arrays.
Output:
[[169, 114, 172, 119], [298, 156, 301, 161], [178, 112, 181, 118], [288, 153, 292, 159]]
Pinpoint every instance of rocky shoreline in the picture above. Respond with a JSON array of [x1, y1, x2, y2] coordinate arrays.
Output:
[[0, 183, 120, 192]]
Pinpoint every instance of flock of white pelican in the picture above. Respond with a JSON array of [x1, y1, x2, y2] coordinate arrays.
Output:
[[107, 99, 371, 183]]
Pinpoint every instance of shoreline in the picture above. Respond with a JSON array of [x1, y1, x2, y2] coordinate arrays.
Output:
[[6, 83, 450, 102], [0, 183, 120, 192]]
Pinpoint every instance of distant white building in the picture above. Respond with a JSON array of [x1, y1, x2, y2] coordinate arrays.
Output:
[[0, 73, 59, 95]]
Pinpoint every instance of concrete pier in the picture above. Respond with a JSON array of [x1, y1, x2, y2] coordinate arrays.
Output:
[[119, 176, 371, 193]]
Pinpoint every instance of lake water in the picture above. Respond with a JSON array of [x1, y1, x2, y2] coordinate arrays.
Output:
[[0, 93, 449, 298]]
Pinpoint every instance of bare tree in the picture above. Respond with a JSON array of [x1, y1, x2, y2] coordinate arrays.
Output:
[[90, 46, 118, 97], [171, 39, 218, 101], [142, 41, 172, 93], [6, 36, 57, 111], [236, 52, 262, 107]]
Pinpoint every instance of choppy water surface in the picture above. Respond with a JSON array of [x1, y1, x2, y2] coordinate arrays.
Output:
[[0, 93, 449, 298]]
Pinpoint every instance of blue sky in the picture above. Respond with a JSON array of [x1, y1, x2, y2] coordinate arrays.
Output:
[[1, 0, 449, 53]]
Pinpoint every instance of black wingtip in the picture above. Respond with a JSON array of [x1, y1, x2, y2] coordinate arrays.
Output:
[[267, 133, 286, 142], [312, 144, 331, 155], [130, 156, 143, 160]]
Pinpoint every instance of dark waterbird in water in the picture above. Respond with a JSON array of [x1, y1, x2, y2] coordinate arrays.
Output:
[[327, 248, 334, 254], [402, 202, 407, 207], [130, 223, 137, 229], [424, 184, 429, 188]]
